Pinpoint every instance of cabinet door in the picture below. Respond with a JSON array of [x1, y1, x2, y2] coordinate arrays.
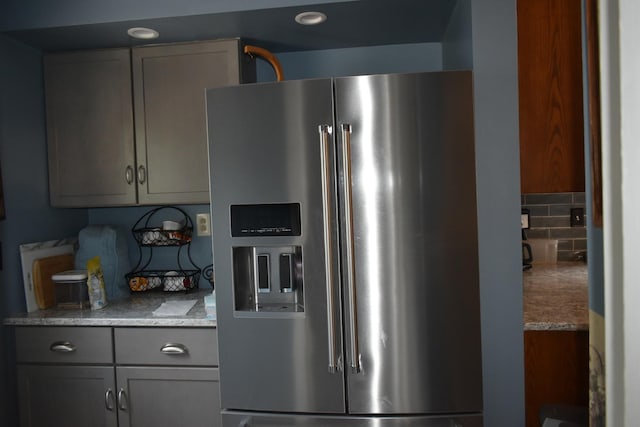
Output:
[[18, 365, 118, 427], [44, 49, 136, 207], [518, 0, 585, 193], [524, 331, 589, 427], [116, 366, 221, 427], [132, 39, 243, 205]]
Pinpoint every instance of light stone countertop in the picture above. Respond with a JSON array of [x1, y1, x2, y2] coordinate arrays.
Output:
[[5, 262, 587, 330], [523, 262, 588, 331], [3, 288, 216, 327]]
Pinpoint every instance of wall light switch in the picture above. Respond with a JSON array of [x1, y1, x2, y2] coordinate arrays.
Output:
[[196, 213, 211, 236], [521, 210, 530, 229]]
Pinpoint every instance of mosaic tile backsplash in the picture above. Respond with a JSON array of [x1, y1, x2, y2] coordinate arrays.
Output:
[[521, 192, 587, 262]]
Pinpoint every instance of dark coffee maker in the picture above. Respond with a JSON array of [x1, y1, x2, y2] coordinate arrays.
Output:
[[522, 241, 533, 270], [522, 209, 533, 270]]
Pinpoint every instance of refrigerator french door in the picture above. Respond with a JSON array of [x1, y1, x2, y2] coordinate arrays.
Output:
[[207, 71, 482, 426]]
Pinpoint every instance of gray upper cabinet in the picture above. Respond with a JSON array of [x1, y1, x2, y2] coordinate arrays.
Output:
[[45, 48, 136, 207], [132, 39, 247, 205], [45, 39, 252, 207]]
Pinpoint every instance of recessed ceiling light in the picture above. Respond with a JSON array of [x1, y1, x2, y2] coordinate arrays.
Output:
[[127, 27, 159, 40], [294, 11, 327, 26]]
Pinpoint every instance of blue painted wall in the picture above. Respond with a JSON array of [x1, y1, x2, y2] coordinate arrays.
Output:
[[470, 0, 525, 425], [0, 36, 88, 314], [442, 0, 473, 70], [88, 205, 214, 289], [256, 42, 442, 81]]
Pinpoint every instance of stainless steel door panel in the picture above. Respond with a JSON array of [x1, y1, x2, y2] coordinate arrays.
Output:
[[334, 72, 483, 414], [207, 79, 345, 413], [222, 410, 483, 427]]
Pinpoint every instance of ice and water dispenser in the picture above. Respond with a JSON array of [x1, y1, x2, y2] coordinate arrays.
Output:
[[230, 204, 304, 313]]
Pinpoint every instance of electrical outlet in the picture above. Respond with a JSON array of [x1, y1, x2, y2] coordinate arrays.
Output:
[[570, 207, 585, 227], [196, 213, 211, 236]]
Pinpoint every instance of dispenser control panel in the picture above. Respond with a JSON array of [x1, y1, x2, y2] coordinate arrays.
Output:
[[231, 203, 301, 237]]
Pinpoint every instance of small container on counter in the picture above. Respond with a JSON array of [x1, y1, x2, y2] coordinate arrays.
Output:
[[86, 256, 108, 310], [529, 239, 559, 264], [204, 291, 216, 320], [51, 270, 90, 309]]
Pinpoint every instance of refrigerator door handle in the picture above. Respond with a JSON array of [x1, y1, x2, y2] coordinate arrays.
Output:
[[340, 123, 361, 374], [319, 124, 340, 374]]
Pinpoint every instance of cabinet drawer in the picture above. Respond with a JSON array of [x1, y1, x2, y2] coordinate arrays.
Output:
[[114, 328, 217, 366], [15, 326, 113, 364]]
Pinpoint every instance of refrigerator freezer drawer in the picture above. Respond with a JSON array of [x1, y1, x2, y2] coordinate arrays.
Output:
[[222, 411, 483, 427]]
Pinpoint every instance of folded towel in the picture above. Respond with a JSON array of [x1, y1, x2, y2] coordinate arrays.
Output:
[[152, 300, 197, 317]]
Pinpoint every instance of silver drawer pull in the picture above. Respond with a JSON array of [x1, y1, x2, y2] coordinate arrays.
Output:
[[160, 343, 188, 355], [105, 388, 115, 411], [137, 165, 147, 185], [49, 341, 76, 353], [117, 388, 128, 411], [125, 165, 134, 185]]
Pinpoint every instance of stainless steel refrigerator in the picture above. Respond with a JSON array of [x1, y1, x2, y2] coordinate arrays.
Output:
[[206, 71, 483, 427]]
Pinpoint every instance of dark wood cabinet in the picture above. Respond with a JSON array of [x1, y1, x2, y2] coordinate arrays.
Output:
[[518, 0, 585, 193], [524, 330, 589, 427]]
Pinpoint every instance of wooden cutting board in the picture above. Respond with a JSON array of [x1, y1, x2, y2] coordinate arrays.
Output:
[[32, 254, 74, 309]]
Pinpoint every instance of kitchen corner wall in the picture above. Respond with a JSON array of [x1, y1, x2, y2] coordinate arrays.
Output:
[[0, 35, 89, 312], [0, 34, 89, 427], [521, 192, 587, 261], [0, 1, 526, 423]]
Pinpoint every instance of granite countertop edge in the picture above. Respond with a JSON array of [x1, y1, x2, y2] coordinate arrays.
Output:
[[3, 288, 216, 328], [3, 317, 216, 327], [524, 321, 589, 332]]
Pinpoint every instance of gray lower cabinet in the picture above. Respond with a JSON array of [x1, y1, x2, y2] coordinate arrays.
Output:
[[44, 38, 253, 207], [15, 326, 116, 427], [114, 327, 221, 427], [116, 366, 220, 427], [15, 326, 220, 427], [18, 365, 118, 427]]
